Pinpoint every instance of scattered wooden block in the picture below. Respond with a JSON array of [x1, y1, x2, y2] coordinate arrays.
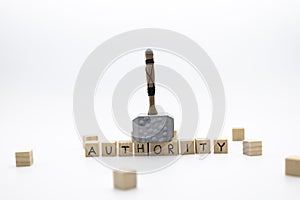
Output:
[[286, 156, 300, 177], [83, 135, 99, 143], [232, 128, 245, 141], [118, 141, 133, 156], [15, 150, 33, 167], [195, 138, 211, 154], [101, 141, 116, 156], [149, 140, 179, 156], [243, 140, 262, 156], [134, 142, 149, 156], [84, 141, 100, 157], [214, 139, 228, 154], [180, 140, 195, 155], [113, 170, 137, 190]]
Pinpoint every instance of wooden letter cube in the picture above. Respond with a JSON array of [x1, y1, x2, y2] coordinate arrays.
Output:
[[286, 156, 300, 177], [214, 139, 228, 154], [232, 128, 245, 141], [15, 150, 33, 167], [165, 140, 179, 156], [134, 142, 149, 156], [84, 141, 100, 157], [118, 141, 133, 156], [113, 170, 137, 190], [180, 140, 195, 155], [101, 141, 116, 156], [195, 138, 211, 154]]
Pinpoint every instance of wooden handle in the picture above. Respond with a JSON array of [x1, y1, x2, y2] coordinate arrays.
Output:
[[145, 49, 157, 115]]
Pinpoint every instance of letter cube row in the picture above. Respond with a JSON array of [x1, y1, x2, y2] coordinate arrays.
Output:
[[83, 137, 230, 157]]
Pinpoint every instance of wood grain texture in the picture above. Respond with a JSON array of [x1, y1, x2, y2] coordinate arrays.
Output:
[[15, 150, 33, 167], [113, 170, 137, 190], [232, 128, 245, 141], [286, 156, 300, 176]]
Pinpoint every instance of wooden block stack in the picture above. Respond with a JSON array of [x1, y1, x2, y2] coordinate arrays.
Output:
[[83, 135, 99, 157], [113, 170, 137, 190], [232, 128, 245, 141], [15, 150, 33, 167], [243, 140, 262, 156], [285, 156, 300, 177]]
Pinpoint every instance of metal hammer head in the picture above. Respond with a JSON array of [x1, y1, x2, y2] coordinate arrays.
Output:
[[132, 115, 174, 143]]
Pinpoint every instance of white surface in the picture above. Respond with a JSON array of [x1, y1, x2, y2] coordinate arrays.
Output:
[[1, 0, 300, 199]]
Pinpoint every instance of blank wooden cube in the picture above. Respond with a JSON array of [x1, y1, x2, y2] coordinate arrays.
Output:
[[134, 142, 149, 156], [286, 156, 300, 177], [101, 141, 116, 156], [118, 141, 133, 156], [232, 128, 245, 141], [84, 141, 99, 157], [180, 140, 195, 155], [214, 139, 228, 154], [113, 170, 137, 190], [83, 135, 98, 143], [15, 150, 33, 167], [243, 140, 262, 156], [195, 138, 211, 154], [149, 140, 179, 156]]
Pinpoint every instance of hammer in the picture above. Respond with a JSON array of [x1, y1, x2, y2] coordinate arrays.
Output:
[[131, 49, 174, 143]]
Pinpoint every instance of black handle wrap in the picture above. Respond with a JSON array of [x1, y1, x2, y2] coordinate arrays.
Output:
[[147, 83, 155, 96], [145, 58, 154, 64]]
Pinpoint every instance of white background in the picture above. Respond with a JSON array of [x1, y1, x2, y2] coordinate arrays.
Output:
[[1, 0, 300, 199]]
